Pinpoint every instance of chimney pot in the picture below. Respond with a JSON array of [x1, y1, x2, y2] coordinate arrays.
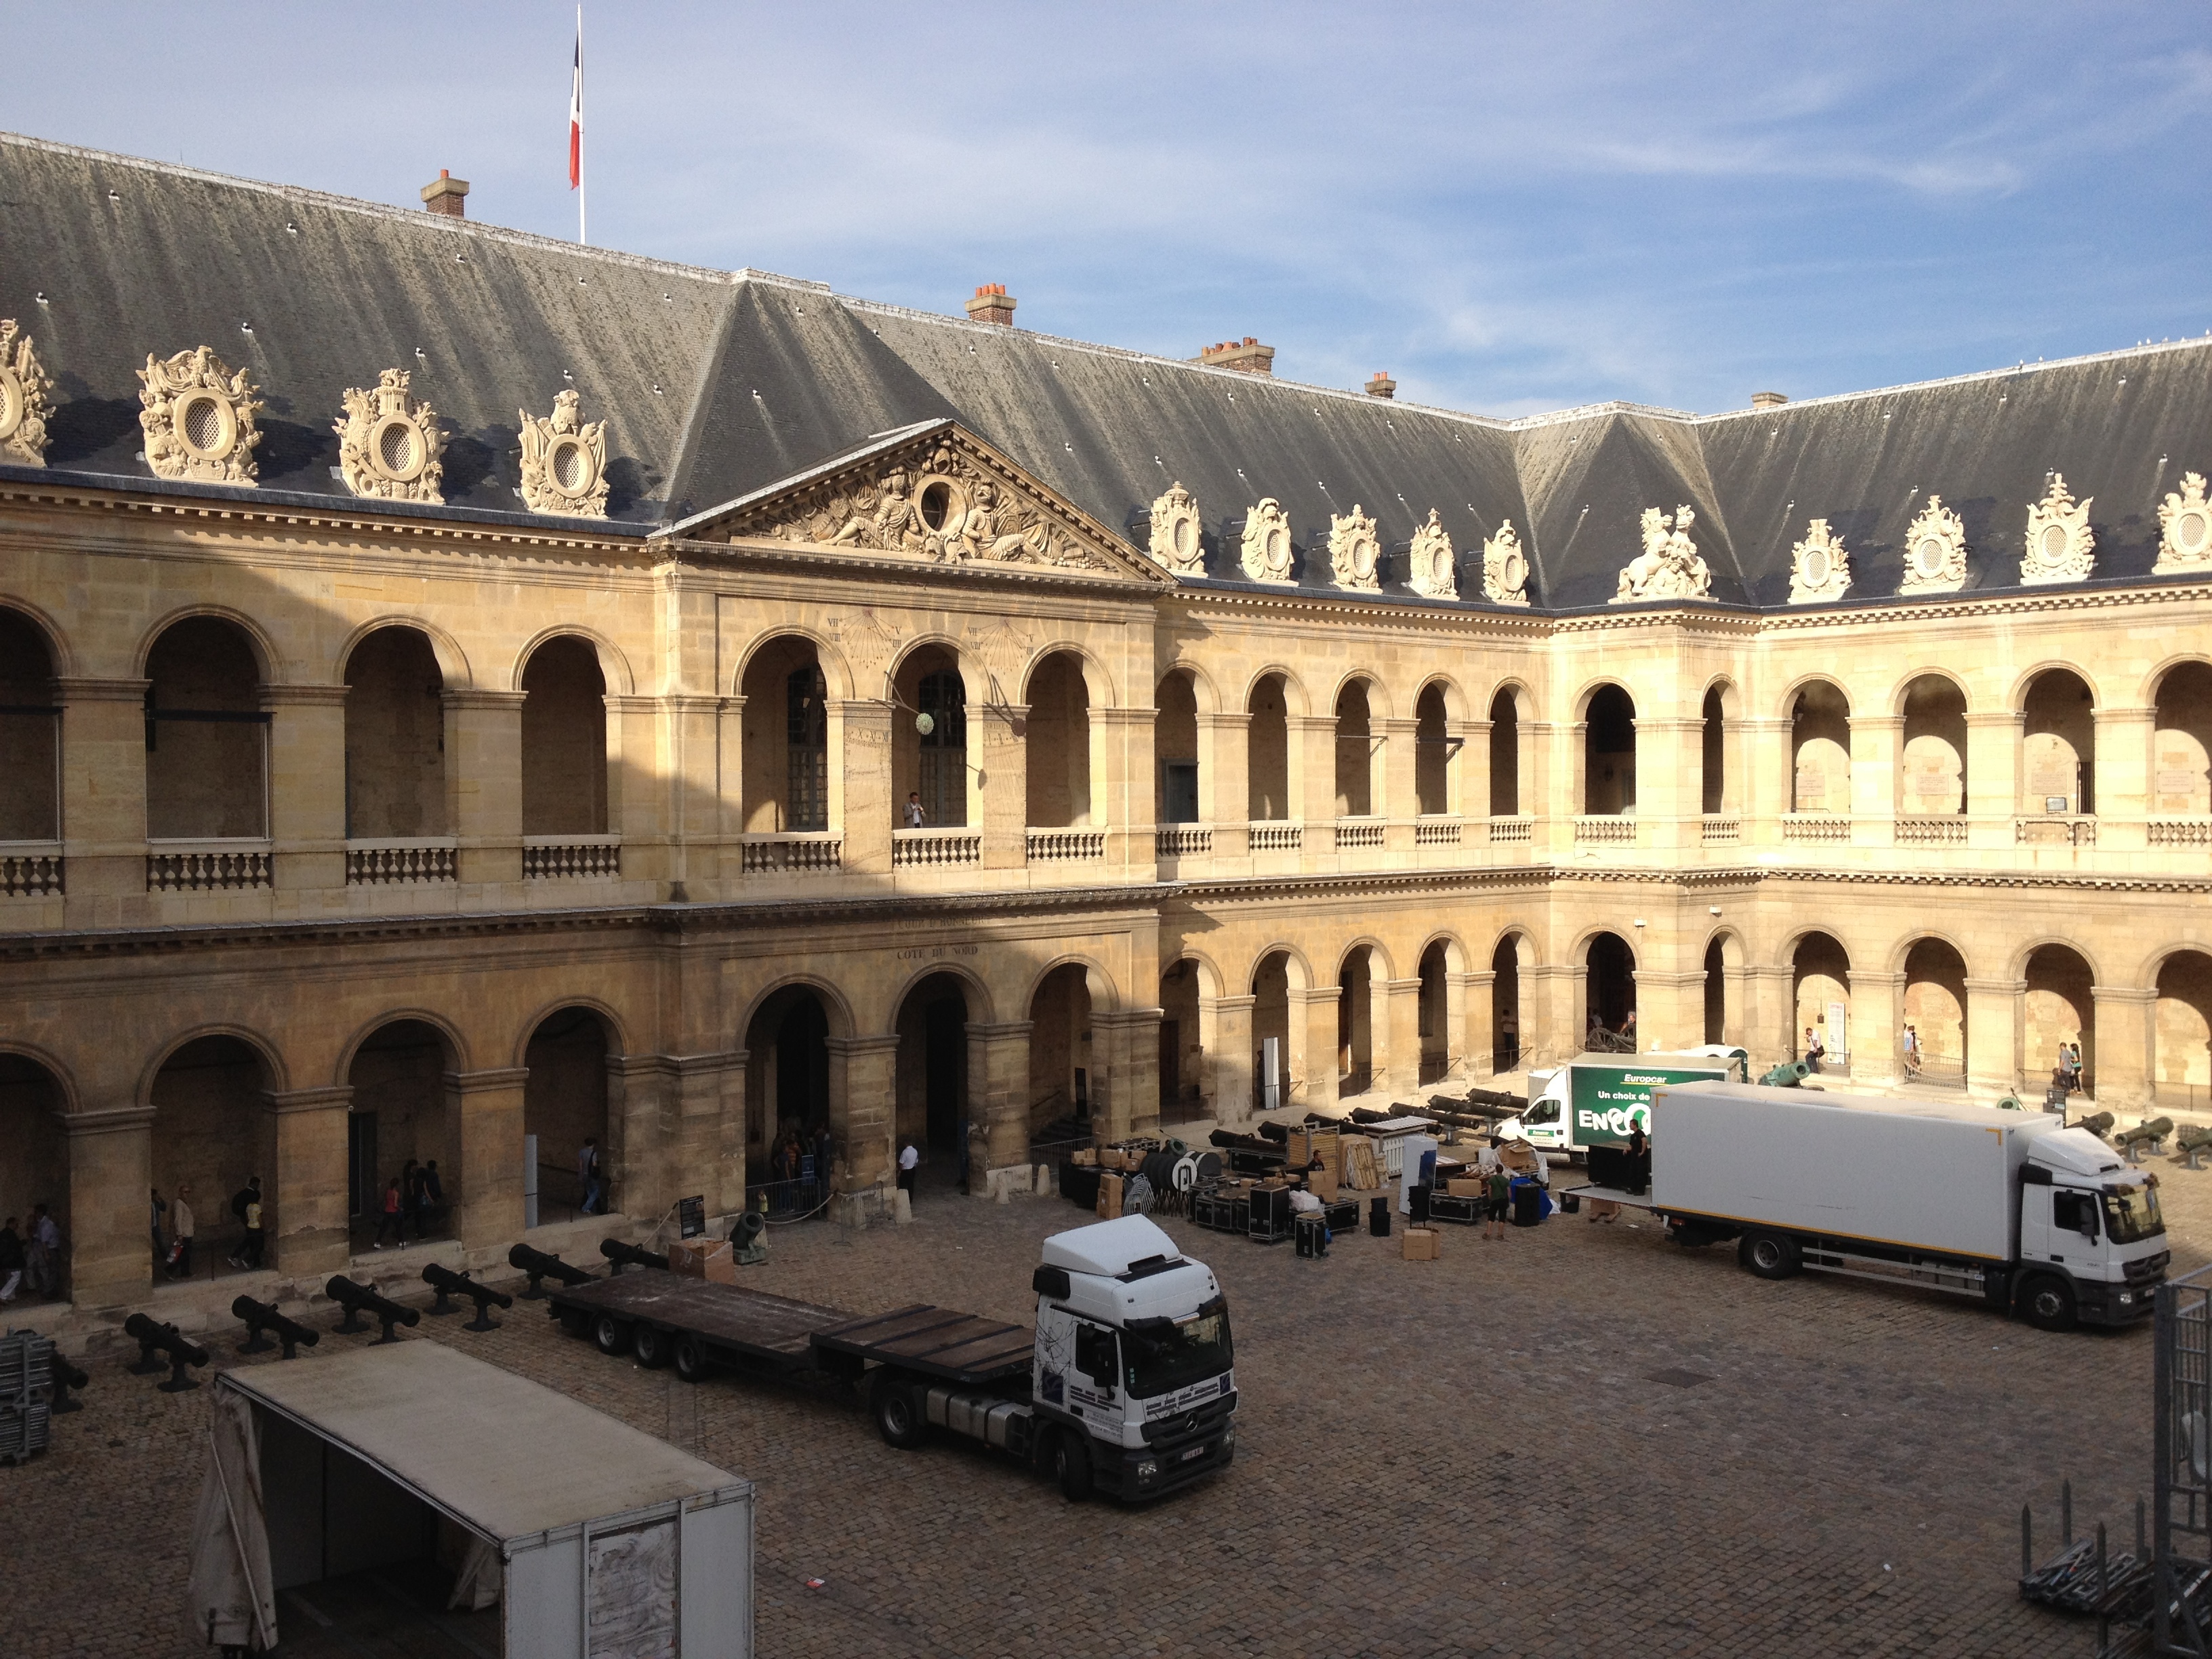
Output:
[[1750, 390, 1788, 409], [1366, 371, 1397, 399], [420, 171, 470, 218], [1194, 337, 1276, 376], [964, 285, 1018, 325]]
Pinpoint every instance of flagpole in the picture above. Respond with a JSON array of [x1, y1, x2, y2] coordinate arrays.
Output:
[[576, 5, 587, 245]]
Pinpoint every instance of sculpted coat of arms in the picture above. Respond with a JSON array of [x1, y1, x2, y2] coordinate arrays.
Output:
[[1147, 482, 1206, 575], [2157, 472, 2212, 574], [519, 389, 611, 516], [2020, 474, 2095, 586], [1240, 498, 1296, 584], [335, 368, 446, 504], [0, 321, 54, 468], [1614, 506, 1711, 603], [1787, 518, 1851, 603], [1328, 504, 1382, 591], [772, 440, 1105, 571], [138, 346, 263, 486], [1898, 495, 1967, 594], [1481, 520, 1529, 606], [1407, 510, 1457, 600]]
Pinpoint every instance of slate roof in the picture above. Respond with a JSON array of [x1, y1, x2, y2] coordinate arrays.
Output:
[[5, 130, 2209, 611]]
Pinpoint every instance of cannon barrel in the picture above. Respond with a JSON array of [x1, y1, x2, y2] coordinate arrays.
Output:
[[122, 1311, 209, 1391], [508, 1242, 593, 1298], [231, 1294, 321, 1359], [422, 1263, 514, 1330], [324, 1275, 422, 1343], [600, 1237, 669, 1273]]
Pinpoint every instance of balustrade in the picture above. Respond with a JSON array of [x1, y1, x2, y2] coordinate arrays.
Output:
[[0, 844, 62, 897], [148, 842, 272, 892], [345, 839, 458, 885], [1027, 828, 1106, 863], [737, 834, 839, 875], [523, 836, 625, 878], [893, 829, 981, 867]]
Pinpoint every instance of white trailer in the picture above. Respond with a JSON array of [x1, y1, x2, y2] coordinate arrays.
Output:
[[1569, 1081, 2169, 1332], [190, 1340, 754, 1656]]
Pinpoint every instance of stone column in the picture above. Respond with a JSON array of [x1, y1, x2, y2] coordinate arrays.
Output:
[[1097, 704, 1155, 876], [1210, 994, 1255, 1122], [838, 701, 895, 877], [264, 684, 348, 892], [1966, 710, 2025, 851], [1632, 968, 1706, 1054], [1458, 970, 1491, 1080], [443, 690, 527, 886], [1964, 977, 2026, 1097], [1850, 714, 1904, 848], [1848, 970, 1905, 1086], [1455, 718, 1489, 823], [981, 702, 1029, 871], [2093, 705, 2155, 852], [1202, 712, 1250, 858], [54, 676, 151, 924], [713, 693, 748, 887], [1742, 716, 1791, 847], [260, 1086, 350, 1275], [1292, 714, 1335, 847], [827, 1034, 899, 1193], [2089, 984, 2156, 1115], [647, 693, 712, 895], [1379, 717, 1417, 852], [1291, 985, 1338, 1114], [1092, 1008, 1164, 1141], [1634, 716, 1702, 858], [642, 1051, 745, 1220], [966, 1020, 1034, 1178], [443, 1067, 528, 1248], [1741, 964, 1790, 1068], [1549, 720, 1584, 857], [65, 1105, 152, 1309]]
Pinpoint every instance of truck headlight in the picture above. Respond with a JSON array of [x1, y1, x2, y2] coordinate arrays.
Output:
[[1136, 1458, 1160, 1483], [1222, 1423, 1235, 1453], [2120, 1292, 2134, 1305]]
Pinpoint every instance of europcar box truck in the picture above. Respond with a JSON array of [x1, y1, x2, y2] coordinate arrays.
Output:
[[1498, 1048, 1748, 1160]]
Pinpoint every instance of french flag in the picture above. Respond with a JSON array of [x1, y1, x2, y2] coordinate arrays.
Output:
[[568, 12, 583, 192]]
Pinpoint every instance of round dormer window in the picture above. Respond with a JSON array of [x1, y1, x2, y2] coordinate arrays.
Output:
[[1351, 534, 1378, 581], [1803, 547, 1831, 588], [551, 436, 591, 494], [1172, 514, 1197, 560], [369, 413, 424, 482], [0, 370, 20, 441], [2037, 523, 2068, 564], [178, 391, 234, 459], [1263, 523, 1292, 574], [2178, 508, 2210, 551], [1912, 535, 1946, 577]]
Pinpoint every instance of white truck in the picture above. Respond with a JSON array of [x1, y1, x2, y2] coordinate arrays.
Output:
[[547, 1214, 1236, 1502], [1572, 1081, 2169, 1332], [1497, 1048, 1748, 1160]]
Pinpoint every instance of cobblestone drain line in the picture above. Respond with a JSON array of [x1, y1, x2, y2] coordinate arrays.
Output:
[[15, 1162, 2210, 1658]]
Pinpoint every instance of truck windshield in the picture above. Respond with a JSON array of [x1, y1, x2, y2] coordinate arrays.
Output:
[[2103, 1183, 2165, 1245], [1122, 1300, 1233, 1399], [1523, 1098, 1559, 1126]]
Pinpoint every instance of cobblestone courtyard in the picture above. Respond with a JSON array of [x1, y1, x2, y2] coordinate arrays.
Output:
[[15, 1160, 2205, 1659]]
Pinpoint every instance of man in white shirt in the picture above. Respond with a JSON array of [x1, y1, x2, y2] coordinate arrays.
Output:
[[903, 793, 926, 828], [169, 1185, 196, 1279], [897, 1142, 919, 1197]]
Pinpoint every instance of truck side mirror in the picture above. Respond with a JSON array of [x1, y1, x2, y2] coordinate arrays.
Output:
[[1032, 1265, 1071, 1300]]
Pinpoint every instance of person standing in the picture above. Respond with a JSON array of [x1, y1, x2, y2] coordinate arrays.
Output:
[[228, 1176, 260, 1268], [1483, 1160, 1511, 1242], [372, 1177, 405, 1248], [577, 1139, 602, 1216], [1804, 1026, 1825, 1075], [25, 1203, 58, 1299], [0, 1217, 23, 1303], [169, 1184, 197, 1279], [1903, 1023, 1922, 1080], [897, 1141, 919, 1198], [241, 1187, 266, 1271], [903, 792, 927, 828]]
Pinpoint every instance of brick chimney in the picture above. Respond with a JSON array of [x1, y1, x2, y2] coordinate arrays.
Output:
[[1366, 371, 1397, 400], [1193, 336, 1275, 375], [420, 169, 469, 219], [1750, 390, 1788, 409], [964, 283, 1017, 326]]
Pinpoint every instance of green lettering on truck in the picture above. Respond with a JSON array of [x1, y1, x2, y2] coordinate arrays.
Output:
[[1570, 1065, 1726, 1146]]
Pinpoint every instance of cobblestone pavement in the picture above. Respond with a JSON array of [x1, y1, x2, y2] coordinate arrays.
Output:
[[14, 1153, 2209, 1658]]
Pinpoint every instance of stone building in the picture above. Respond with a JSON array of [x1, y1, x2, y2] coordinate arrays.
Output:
[[1, 131, 2209, 1309]]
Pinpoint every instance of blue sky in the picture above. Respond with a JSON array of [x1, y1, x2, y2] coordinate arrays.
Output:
[[9, 2, 2209, 415]]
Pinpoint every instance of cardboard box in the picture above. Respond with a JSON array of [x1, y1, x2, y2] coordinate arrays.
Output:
[[1401, 1226, 1441, 1261], [669, 1238, 737, 1284], [1071, 1148, 1097, 1167], [1447, 1178, 1485, 1198], [1097, 1172, 1124, 1220]]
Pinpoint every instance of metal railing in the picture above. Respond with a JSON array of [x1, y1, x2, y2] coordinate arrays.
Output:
[[148, 840, 272, 892], [1027, 827, 1106, 862], [738, 833, 841, 874], [346, 838, 458, 885], [1900, 1048, 1966, 1087], [893, 828, 981, 867], [524, 834, 623, 878], [0, 844, 62, 897]]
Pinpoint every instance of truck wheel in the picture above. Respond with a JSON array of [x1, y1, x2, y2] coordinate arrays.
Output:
[[872, 1371, 928, 1450], [1740, 1231, 1801, 1281], [2020, 1275, 2078, 1333], [633, 1324, 672, 1369], [673, 1334, 711, 1385], [1051, 1430, 1094, 1502], [593, 1313, 632, 1357]]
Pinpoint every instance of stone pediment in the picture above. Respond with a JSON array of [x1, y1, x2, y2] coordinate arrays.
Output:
[[665, 421, 1170, 583]]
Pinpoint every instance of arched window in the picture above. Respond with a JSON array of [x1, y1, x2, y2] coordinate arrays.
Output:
[[2021, 670, 2095, 817], [1583, 687, 1635, 815], [1790, 682, 1851, 813], [345, 627, 447, 838], [1334, 682, 1374, 817], [1248, 675, 1290, 821], [1025, 652, 1092, 828], [1900, 676, 1967, 815], [146, 617, 267, 839], [0, 609, 59, 842], [520, 636, 608, 836], [1700, 688, 1726, 815], [2153, 664, 2212, 816], [1414, 686, 1450, 817], [786, 665, 828, 831], [1155, 671, 1200, 825], [1488, 689, 1521, 817]]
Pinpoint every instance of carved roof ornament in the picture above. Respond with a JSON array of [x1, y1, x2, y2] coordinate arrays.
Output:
[[1613, 506, 1711, 604], [1898, 494, 1968, 594], [1787, 517, 1852, 604], [1147, 481, 1206, 575], [1328, 503, 1382, 591], [335, 368, 447, 504], [138, 346, 262, 486], [1408, 510, 1458, 600], [1240, 497, 1296, 583], [2020, 473, 2094, 585], [0, 320, 54, 467], [518, 388, 610, 516], [2156, 472, 2212, 573], [1481, 520, 1529, 607]]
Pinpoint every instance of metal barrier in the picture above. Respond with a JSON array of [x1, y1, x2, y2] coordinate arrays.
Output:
[[747, 1173, 830, 1223], [2157, 1263, 2212, 1652]]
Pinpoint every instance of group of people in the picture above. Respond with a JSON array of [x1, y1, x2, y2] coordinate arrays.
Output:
[[370, 1159, 445, 1249], [2052, 1042, 2086, 1096], [0, 1204, 61, 1303]]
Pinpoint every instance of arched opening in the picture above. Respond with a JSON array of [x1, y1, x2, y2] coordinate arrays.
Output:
[[1029, 963, 1095, 1131], [1252, 951, 1293, 1112], [1700, 687, 1726, 815], [1902, 938, 1968, 1085], [1491, 935, 1525, 1073], [1155, 670, 1200, 824], [1415, 684, 1451, 816], [895, 646, 967, 828], [1585, 932, 1637, 1044], [2153, 663, 2212, 815], [2155, 951, 2212, 1110], [1418, 940, 1452, 1084], [1900, 676, 1967, 815], [523, 1007, 611, 1223], [344, 626, 446, 838], [896, 972, 970, 1163], [1025, 651, 1092, 827], [1790, 681, 1851, 813], [743, 987, 832, 1183], [2021, 669, 2095, 816], [0, 1054, 67, 1302], [1334, 680, 1374, 817], [152, 1035, 271, 1279], [346, 1021, 457, 1249], [1338, 945, 1376, 1094], [1792, 933, 1852, 1073], [0, 610, 60, 842], [521, 636, 609, 836], [146, 616, 266, 839], [1248, 674, 1290, 821], [1702, 937, 1727, 1045], [1488, 688, 1521, 817], [740, 636, 830, 833], [2024, 945, 2094, 1097], [1583, 685, 1636, 815], [1159, 960, 1204, 1113]]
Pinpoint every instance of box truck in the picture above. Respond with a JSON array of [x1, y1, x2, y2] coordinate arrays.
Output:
[[1496, 1048, 1748, 1160], [1571, 1081, 2169, 1331]]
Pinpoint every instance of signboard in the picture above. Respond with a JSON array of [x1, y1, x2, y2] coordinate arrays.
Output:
[[677, 1195, 705, 1239], [1570, 1064, 1727, 1148], [1825, 1000, 1847, 1059]]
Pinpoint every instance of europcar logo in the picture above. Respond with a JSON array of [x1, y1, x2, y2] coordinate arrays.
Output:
[[1576, 1105, 1651, 1136]]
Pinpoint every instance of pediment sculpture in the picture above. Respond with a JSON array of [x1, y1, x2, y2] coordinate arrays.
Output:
[[0, 320, 54, 467], [1328, 504, 1382, 591], [1147, 482, 1206, 575], [138, 346, 263, 486], [1787, 518, 1851, 603], [519, 388, 611, 516], [1240, 497, 1296, 583], [2157, 472, 2212, 573], [335, 368, 447, 504], [1408, 510, 1457, 600], [1482, 520, 1529, 606], [2020, 474, 2094, 585], [1898, 495, 1967, 594], [1613, 506, 1711, 603]]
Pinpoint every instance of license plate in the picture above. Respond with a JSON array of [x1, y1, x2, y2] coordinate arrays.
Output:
[[1181, 1443, 1208, 1462]]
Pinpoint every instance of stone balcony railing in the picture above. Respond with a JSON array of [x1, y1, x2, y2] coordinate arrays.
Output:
[[1248, 821, 1303, 852], [2149, 818, 2212, 848], [346, 838, 459, 885], [1027, 827, 1106, 863], [1333, 818, 1385, 851], [1574, 816, 1637, 845], [2015, 816, 2095, 847], [1782, 813, 1850, 844], [893, 828, 981, 867], [1488, 816, 1533, 844], [1700, 816, 1742, 844], [148, 839, 272, 892], [1414, 817, 1462, 846], [1155, 825, 1211, 859], [1893, 817, 1968, 847], [737, 832, 839, 875], [0, 842, 63, 897], [525, 834, 624, 878]]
